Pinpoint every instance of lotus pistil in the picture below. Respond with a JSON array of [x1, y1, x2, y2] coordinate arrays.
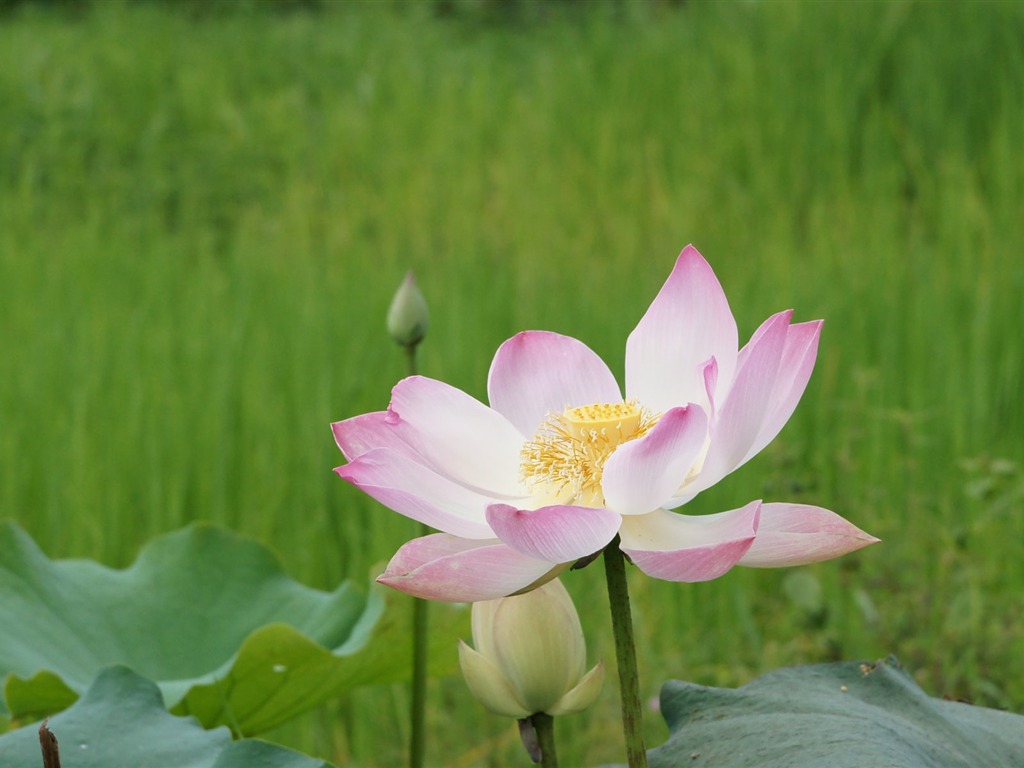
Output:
[[521, 401, 657, 507]]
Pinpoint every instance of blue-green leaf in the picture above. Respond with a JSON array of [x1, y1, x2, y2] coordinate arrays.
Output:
[[0, 522, 466, 735], [0, 666, 332, 767], [649, 657, 1024, 767]]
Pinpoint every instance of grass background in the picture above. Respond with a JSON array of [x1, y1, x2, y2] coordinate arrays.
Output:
[[1, 0, 1023, 765]]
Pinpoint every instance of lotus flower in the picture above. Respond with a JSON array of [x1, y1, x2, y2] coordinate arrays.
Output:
[[459, 578, 603, 718], [333, 246, 877, 602]]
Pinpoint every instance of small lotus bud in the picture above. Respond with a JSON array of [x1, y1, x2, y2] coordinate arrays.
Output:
[[458, 579, 604, 719], [386, 271, 429, 347]]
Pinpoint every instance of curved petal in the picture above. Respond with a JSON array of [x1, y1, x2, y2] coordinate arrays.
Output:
[[660, 359, 720, 509], [742, 320, 822, 465], [377, 534, 560, 602], [470, 597, 503, 659], [689, 310, 791, 493], [335, 448, 503, 539], [458, 642, 531, 718], [488, 331, 622, 438], [548, 661, 605, 716], [602, 405, 709, 516], [472, 579, 584, 678], [486, 503, 621, 563], [625, 245, 739, 414], [618, 501, 760, 582], [487, 580, 587, 714], [387, 376, 525, 497], [738, 503, 879, 567], [332, 411, 413, 462], [700, 356, 719, 423]]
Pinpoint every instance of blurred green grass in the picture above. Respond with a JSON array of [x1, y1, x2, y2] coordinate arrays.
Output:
[[1, 0, 1022, 765]]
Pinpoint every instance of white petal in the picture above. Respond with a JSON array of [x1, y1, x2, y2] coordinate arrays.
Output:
[[335, 448, 502, 538], [387, 376, 525, 497], [625, 245, 738, 413], [687, 311, 790, 494], [738, 503, 879, 567], [459, 642, 531, 718], [332, 411, 412, 461], [742, 320, 822, 466], [618, 502, 760, 582], [548, 661, 605, 716], [378, 534, 560, 602], [486, 503, 621, 562], [602, 405, 708, 515], [488, 331, 621, 438]]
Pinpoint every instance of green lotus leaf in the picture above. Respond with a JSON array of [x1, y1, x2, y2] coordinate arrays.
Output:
[[0, 522, 466, 735], [0, 666, 332, 767], [649, 656, 1024, 767]]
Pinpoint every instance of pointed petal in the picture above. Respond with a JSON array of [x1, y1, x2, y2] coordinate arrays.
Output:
[[488, 331, 622, 438], [625, 245, 739, 414], [548, 661, 605, 716], [470, 597, 503, 659], [602, 405, 709, 515], [660, 361, 718, 509], [335, 448, 500, 539], [701, 356, 719, 422], [618, 501, 760, 582], [739, 503, 879, 567], [473, 578, 585, 675], [377, 534, 559, 602], [458, 641, 531, 718], [332, 411, 412, 461], [742, 320, 822, 465], [691, 310, 791, 492], [486, 503, 621, 562], [387, 376, 525, 497], [486, 580, 588, 713]]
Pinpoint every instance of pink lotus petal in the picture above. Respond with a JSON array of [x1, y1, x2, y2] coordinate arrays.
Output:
[[388, 376, 525, 497], [700, 356, 719, 423], [485, 503, 621, 562], [335, 448, 502, 539], [602, 405, 709, 516], [657, 359, 719, 509], [334, 246, 868, 597], [625, 245, 739, 414], [332, 411, 413, 462], [378, 534, 559, 602], [742, 320, 822, 466], [692, 311, 791, 492], [738, 503, 879, 567], [619, 501, 760, 581], [488, 331, 622, 438]]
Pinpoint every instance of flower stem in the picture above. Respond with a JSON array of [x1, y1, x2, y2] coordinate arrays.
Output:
[[404, 341, 429, 768], [603, 538, 648, 768], [531, 713, 559, 767], [409, 561, 428, 768]]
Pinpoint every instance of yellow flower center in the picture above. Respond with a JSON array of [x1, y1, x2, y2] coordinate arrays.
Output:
[[520, 401, 657, 506]]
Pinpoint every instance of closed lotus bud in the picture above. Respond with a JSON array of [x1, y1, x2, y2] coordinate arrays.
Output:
[[458, 579, 604, 719], [386, 270, 429, 347]]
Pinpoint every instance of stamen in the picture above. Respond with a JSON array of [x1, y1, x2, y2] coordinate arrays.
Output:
[[520, 400, 657, 506]]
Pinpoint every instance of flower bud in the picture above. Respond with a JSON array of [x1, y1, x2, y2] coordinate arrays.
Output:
[[459, 579, 603, 718], [386, 271, 429, 347]]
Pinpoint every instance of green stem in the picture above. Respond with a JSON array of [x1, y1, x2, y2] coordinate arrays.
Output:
[[531, 713, 558, 768], [603, 538, 648, 768], [409, 554, 428, 768], [402, 341, 428, 768], [402, 344, 418, 381]]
